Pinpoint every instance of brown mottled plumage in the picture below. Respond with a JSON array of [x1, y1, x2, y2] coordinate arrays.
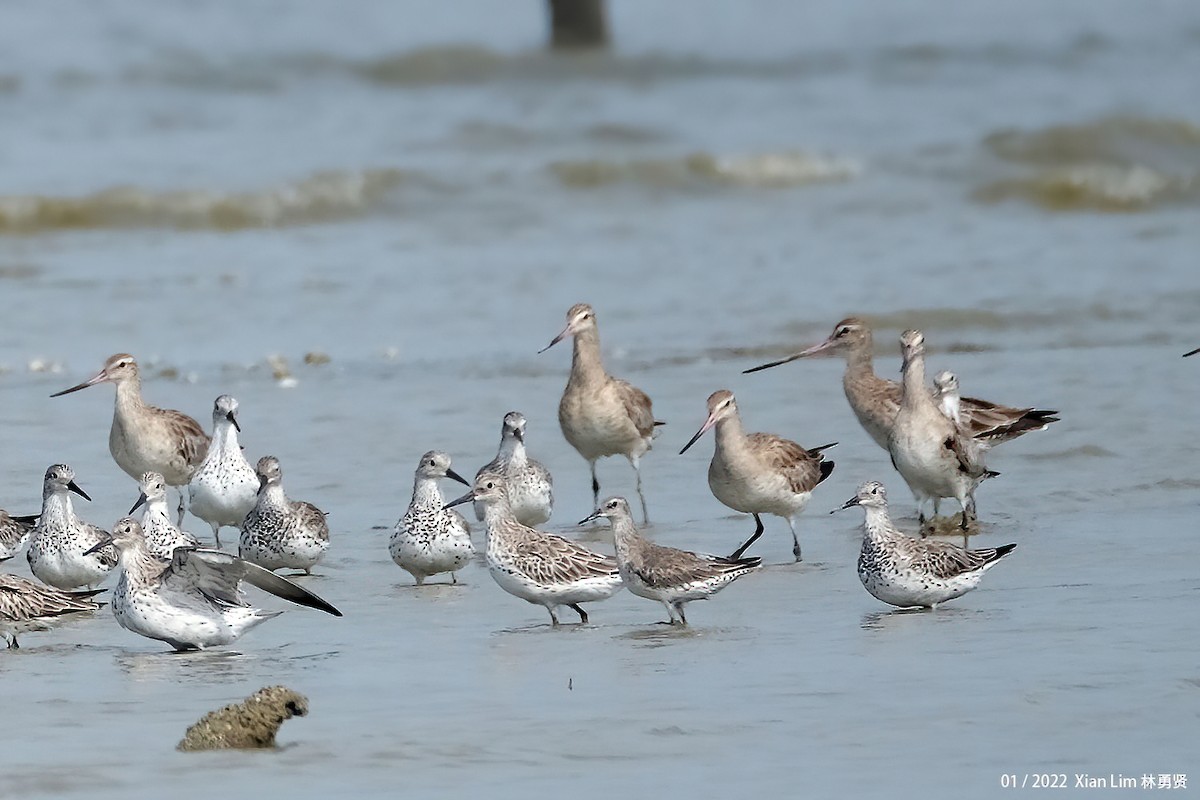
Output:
[[0, 573, 103, 648], [744, 317, 1059, 449], [541, 303, 662, 524], [445, 472, 623, 625], [680, 389, 835, 561], [51, 353, 210, 487], [582, 496, 759, 625], [889, 330, 993, 531]]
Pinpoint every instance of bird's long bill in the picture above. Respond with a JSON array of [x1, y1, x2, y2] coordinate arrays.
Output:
[[1184, 347, 1200, 358], [577, 509, 604, 525], [128, 493, 148, 515], [537, 325, 571, 354], [227, 411, 241, 433], [679, 414, 718, 455], [831, 495, 861, 514], [68, 480, 92, 502], [743, 337, 836, 374], [445, 468, 471, 487], [49, 369, 108, 398], [83, 536, 113, 556], [442, 490, 474, 511]]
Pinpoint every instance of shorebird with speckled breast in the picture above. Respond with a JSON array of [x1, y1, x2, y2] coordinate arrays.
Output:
[[679, 389, 835, 561], [744, 318, 1059, 450], [239, 456, 330, 575], [475, 411, 554, 527], [445, 471, 623, 626], [0, 573, 104, 648], [130, 471, 200, 559], [51, 354, 210, 522], [392, 451, 474, 585], [0, 510, 38, 562], [87, 517, 340, 651], [581, 496, 760, 625], [540, 303, 663, 524], [834, 481, 1015, 609], [27, 464, 117, 590], [188, 395, 259, 546]]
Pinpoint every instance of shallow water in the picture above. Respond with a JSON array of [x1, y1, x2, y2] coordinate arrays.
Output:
[[1, 2, 1198, 798]]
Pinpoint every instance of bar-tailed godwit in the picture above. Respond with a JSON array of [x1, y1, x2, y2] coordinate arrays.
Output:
[[744, 318, 1058, 449], [51, 354, 210, 522], [889, 330, 995, 529], [540, 303, 662, 523], [679, 390, 835, 561]]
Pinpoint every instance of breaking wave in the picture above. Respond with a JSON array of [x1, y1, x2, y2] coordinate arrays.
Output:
[[0, 169, 407, 233], [550, 151, 861, 190], [973, 117, 1200, 211]]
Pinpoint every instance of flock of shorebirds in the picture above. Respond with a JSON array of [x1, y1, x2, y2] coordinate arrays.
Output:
[[2, 303, 1075, 650]]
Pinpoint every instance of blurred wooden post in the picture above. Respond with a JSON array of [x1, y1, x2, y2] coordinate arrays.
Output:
[[547, 0, 609, 50]]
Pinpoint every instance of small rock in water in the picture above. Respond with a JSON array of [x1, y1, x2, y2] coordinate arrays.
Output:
[[177, 685, 309, 752], [303, 351, 330, 366], [267, 354, 292, 380]]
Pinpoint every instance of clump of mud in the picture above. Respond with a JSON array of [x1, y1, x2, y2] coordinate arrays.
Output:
[[177, 686, 309, 751]]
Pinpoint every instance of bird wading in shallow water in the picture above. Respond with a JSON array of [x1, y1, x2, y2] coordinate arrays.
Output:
[[392, 451, 474, 585], [188, 395, 258, 547], [27, 464, 116, 590], [540, 303, 663, 524], [88, 517, 340, 652], [475, 411, 554, 527], [679, 389, 835, 562], [888, 330, 995, 531], [51, 353, 210, 524], [581, 496, 760, 625], [744, 318, 1059, 451], [445, 472, 622, 626], [834, 481, 1015, 609], [239, 456, 330, 575]]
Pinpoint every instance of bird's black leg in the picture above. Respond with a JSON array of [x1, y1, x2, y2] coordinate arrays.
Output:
[[729, 514, 765, 560]]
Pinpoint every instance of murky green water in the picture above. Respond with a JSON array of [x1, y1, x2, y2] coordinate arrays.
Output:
[[1, 2, 1197, 798]]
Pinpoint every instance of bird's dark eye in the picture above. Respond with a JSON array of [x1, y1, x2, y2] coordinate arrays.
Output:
[[485, 482, 495, 490]]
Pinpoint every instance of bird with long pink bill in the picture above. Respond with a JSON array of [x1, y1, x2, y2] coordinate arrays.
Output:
[[744, 318, 1059, 450], [540, 303, 663, 524], [50, 354, 210, 522], [679, 389, 835, 562]]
